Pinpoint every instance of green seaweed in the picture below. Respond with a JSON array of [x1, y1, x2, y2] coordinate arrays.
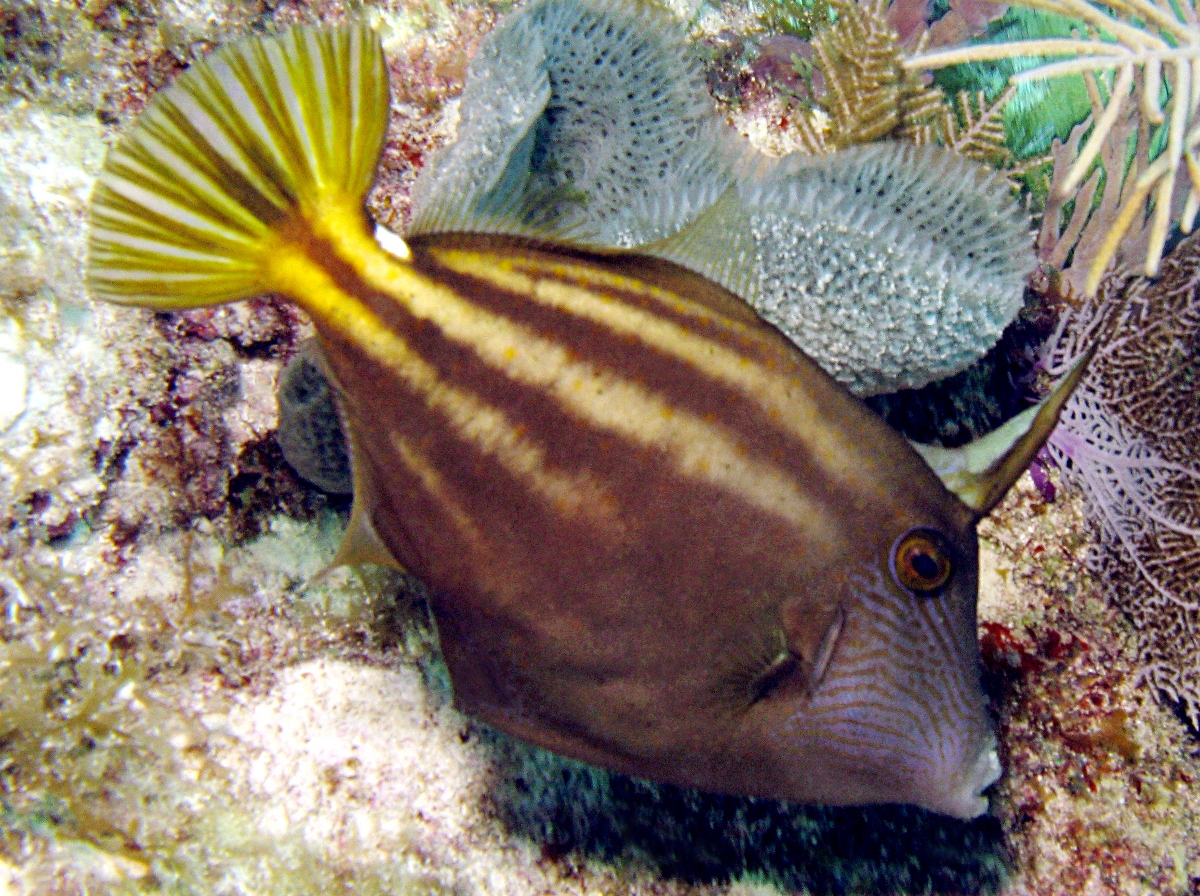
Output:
[[930, 6, 1094, 159], [747, 0, 836, 40]]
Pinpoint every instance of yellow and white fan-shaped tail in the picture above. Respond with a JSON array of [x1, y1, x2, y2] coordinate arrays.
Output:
[[88, 24, 389, 309]]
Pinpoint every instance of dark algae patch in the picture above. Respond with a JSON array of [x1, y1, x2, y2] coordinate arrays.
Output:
[[488, 735, 1009, 893]]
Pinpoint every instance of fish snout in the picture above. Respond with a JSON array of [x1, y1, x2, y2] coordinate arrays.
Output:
[[927, 732, 1002, 819], [795, 560, 1001, 818], [853, 694, 998, 818], [966, 737, 1003, 815]]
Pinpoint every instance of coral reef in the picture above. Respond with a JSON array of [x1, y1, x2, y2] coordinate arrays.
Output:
[[1034, 99, 1159, 300], [784, 0, 947, 150], [409, 0, 735, 245], [0, 0, 1197, 893], [736, 0, 1017, 165], [976, 475, 1200, 895], [904, 0, 1200, 737], [909, 0, 1200, 294]]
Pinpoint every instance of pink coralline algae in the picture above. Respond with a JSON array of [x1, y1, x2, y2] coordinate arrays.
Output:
[[1041, 232, 1200, 726]]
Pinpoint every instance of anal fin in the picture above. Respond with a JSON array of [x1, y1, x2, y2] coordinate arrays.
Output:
[[328, 428, 404, 572]]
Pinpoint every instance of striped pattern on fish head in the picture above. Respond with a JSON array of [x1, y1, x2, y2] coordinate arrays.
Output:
[[312, 232, 999, 818], [746, 524, 999, 819]]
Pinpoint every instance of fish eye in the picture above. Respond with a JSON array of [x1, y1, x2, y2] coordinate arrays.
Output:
[[890, 528, 953, 595]]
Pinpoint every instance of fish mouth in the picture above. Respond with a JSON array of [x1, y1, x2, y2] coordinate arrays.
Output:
[[938, 739, 1002, 819]]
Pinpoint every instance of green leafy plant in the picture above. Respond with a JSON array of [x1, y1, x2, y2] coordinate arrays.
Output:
[[751, 0, 837, 39]]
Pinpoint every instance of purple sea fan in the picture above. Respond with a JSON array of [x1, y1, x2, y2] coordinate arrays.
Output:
[[1040, 234, 1200, 726]]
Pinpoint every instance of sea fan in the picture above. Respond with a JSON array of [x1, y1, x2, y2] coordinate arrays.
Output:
[[1041, 232, 1200, 726], [905, 0, 1200, 295]]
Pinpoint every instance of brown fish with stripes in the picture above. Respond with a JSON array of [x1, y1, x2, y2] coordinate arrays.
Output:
[[87, 23, 1086, 818]]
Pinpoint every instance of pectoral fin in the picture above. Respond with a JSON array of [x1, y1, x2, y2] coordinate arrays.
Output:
[[911, 347, 1095, 516]]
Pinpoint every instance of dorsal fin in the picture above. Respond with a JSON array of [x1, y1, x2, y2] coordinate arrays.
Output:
[[643, 184, 759, 305], [910, 347, 1096, 515]]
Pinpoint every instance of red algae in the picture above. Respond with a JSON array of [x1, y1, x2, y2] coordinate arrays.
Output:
[[980, 472, 1200, 895]]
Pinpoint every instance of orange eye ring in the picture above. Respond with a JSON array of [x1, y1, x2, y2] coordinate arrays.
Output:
[[890, 528, 954, 595]]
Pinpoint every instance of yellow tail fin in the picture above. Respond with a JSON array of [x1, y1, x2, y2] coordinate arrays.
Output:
[[88, 25, 388, 309]]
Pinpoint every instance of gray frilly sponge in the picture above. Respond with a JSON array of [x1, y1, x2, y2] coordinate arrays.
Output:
[[653, 144, 1033, 394], [409, 0, 1033, 396], [409, 0, 734, 246]]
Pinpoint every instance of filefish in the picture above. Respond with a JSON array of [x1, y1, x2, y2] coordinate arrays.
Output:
[[87, 22, 1085, 819]]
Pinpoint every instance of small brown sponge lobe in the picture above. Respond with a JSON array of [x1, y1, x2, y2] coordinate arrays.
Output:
[[276, 340, 352, 495]]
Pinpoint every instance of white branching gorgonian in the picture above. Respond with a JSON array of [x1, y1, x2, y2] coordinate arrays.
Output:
[[904, 0, 1200, 295]]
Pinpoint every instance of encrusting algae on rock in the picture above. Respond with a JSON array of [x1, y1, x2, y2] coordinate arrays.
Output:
[[86, 0, 1087, 819]]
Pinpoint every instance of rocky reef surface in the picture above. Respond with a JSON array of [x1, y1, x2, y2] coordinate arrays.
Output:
[[0, 0, 1198, 893]]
